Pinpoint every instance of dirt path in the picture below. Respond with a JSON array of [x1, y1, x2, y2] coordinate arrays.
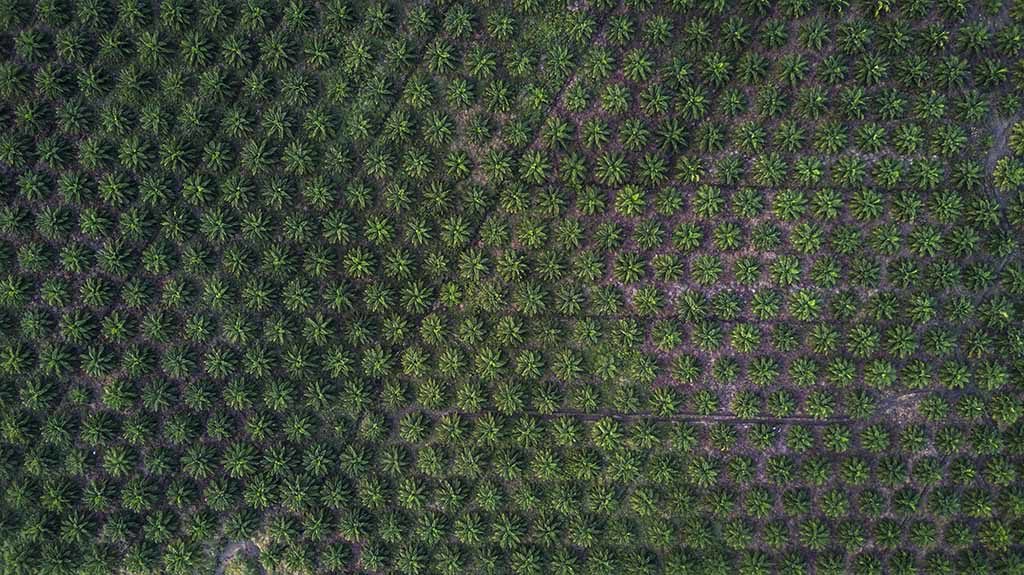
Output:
[[986, 114, 1017, 177], [983, 112, 1020, 275], [213, 540, 262, 575]]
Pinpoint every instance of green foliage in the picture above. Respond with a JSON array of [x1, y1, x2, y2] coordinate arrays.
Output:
[[0, 0, 1021, 573]]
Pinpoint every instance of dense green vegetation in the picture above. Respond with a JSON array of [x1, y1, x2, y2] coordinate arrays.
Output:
[[2, 0, 1024, 573]]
